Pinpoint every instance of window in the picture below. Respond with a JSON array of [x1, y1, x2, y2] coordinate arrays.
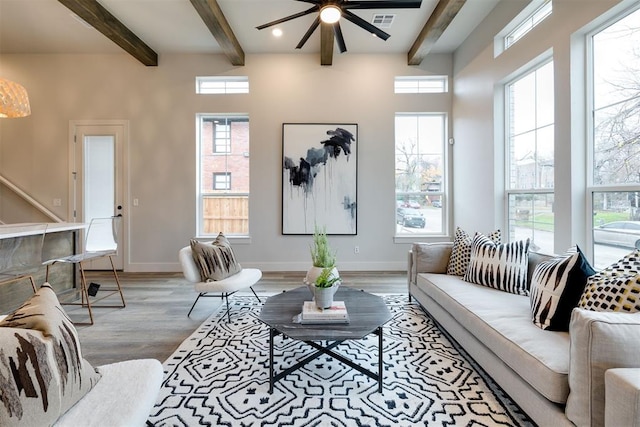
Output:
[[213, 172, 231, 190], [394, 76, 448, 94], [214, 123, 231, 153], [395, 113, 447, 236], [504, 1, 552, 50], [197, 115, 250, 236], [589, 5, 640, 268], [505, 60, 554, 253], [196, 76, 249, 94]]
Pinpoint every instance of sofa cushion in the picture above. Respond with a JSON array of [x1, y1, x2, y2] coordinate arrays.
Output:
[[412, 242, 453, 274], [463, 234, 530, 296], [530, 246, 596, 331], [190, 233, 242, 281], [447, 227, 501, 276], [579, 249, 640, 312], [0, 284, 101, 427], [566, 308, 640, 427], [417, 273, 570, 403]]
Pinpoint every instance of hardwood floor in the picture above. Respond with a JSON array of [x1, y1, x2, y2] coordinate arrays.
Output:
[[75, 271, 408, 367]]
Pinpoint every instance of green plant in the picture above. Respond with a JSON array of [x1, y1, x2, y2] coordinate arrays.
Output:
[[310, 225, 336, 268], [313, 267, 341, 288]]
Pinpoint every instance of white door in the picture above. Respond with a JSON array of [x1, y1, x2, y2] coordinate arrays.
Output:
[[70, 121, 127, 270]]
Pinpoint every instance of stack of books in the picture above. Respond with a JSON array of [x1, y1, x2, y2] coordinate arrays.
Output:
[[301, 301, 350, 324]]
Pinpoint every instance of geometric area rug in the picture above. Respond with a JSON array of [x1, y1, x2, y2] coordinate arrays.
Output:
[[147, 294, 535, 426]]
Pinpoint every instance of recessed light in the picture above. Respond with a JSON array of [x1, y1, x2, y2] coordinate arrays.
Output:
[[272, 28, 283, 37]]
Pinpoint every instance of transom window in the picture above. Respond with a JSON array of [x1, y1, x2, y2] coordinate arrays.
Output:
[[196, 76, 249, 94], [394, 76, 448, 94]]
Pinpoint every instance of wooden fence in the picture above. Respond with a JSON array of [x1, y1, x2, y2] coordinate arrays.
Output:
[[202, 195, 249, 235]]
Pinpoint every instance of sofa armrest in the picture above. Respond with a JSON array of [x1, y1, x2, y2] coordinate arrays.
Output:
[[605, 368, 640, 427], [566, 309, 640, 427], [54, 359, 163, 427], [407, 242, 453, 288]]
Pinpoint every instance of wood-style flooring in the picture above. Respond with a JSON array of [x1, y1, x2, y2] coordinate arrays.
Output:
[[75, 271, 408, 367]]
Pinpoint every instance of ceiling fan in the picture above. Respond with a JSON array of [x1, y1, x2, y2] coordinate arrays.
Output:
[[256, 0, 423, 53]]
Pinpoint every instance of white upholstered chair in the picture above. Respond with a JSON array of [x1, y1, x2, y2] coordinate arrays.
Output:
[[178, 245, 262, 321]]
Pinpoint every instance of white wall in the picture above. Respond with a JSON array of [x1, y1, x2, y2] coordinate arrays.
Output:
[[0, 52, 452, 273], [452, 0, 624, 254]]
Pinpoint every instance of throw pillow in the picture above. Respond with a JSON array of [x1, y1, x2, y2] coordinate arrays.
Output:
[[447, 227, 502, 276], [579, 250, 640, 312], [530, 246, 596, 331], [463, 234, 530, 295], [190, 233, 242, 281], [0, 283, 101, 426]]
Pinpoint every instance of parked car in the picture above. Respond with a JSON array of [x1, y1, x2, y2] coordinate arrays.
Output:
[[431, 200, 442, 208], [396, 207, 426, 228], [593, 221, 640, 249], [402, 200, 421, 209]]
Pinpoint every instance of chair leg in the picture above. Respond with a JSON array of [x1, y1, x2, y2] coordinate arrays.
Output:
[[108, 255, 126, 308], [187, 293, 204, 317], [28, 276, 37, 293], [250, 286, 261, 303], [77, 262, 95, 325]]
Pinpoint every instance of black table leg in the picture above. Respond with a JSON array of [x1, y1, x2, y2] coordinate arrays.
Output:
[[378, 326, 383, 392], [269, 327, 275, 394]]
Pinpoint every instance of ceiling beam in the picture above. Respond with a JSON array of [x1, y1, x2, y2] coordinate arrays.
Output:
[[58, 0, 158, 66], [407, 0, 466, 66], [189, 0, 245, 66], [320, 23, 334, 66]]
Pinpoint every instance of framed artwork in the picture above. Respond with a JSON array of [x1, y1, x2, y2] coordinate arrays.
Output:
[[282, 123, 357, 235]]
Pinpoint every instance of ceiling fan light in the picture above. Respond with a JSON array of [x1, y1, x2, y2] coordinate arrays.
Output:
[[320, 5, 341, 24]]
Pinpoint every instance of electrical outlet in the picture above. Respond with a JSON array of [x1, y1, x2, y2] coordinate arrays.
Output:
[[354, 246, 360, 254]]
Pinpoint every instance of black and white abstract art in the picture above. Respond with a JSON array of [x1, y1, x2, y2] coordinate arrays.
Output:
[[282, 123, 357, 235]]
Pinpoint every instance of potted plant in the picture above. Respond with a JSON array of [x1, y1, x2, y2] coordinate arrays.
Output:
[[305, 225, 339, 285], [310, 266, 341, 308]]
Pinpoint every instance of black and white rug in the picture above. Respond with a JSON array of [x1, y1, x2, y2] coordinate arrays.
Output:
[[148, 294, 534, 426]]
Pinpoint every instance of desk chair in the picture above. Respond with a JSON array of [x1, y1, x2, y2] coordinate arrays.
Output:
[[178, 245, 262, 322], [0, 223, 47, 293], [45, 217, 125, 325]]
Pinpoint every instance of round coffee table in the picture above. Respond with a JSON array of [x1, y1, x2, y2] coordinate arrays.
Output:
[[259, 286, 392, 393]]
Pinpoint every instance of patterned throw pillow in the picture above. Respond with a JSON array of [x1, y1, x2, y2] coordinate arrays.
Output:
[[190, 232, 242, 281], [530, 246, 596, 331], [579, 250, 640, 312], [463, 234, 530, 295], [447, 227, 502, 276], [0, 284, 101, 426]]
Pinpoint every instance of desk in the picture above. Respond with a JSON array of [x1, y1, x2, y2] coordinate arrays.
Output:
[[0, 222, 86, 312]]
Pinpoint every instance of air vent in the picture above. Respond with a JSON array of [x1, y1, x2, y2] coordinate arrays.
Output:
[[372, 14, 395, 29]]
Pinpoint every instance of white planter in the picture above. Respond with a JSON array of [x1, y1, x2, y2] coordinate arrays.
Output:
[[304, 266, 339, 286]]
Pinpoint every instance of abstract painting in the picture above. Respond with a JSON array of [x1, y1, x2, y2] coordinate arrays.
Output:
[[282, 123, 357, 235]]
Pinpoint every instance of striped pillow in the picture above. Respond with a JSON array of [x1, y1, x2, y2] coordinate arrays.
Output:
[[530, 246, 596, 331], [447, 227, 501, 276], [463, 234, 530, 295], [190, 233, 242, 281]]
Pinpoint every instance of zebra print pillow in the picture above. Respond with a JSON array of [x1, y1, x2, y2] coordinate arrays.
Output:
[[530, 246, 596, 331], [463, 234, 530, 295], [446, 227, 502, 276], [190, 233, 242, 281]]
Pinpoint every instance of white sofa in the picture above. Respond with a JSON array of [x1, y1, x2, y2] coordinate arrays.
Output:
[[408, 242, 640, 427]]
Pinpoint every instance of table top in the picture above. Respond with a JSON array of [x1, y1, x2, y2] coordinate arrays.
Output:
[[259, 286, 392, 341], [0, 222, 87, 239]]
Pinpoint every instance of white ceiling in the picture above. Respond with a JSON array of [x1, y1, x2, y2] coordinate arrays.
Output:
[[0, 0, 500, 59]]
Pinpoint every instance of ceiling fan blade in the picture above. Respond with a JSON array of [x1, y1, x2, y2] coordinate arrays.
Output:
[[296, 17, 321, 49], [256, 6, 319, 30], [334, 22, 347, 53], [342, 10, 391, 40], [343, 0, 422, 9]]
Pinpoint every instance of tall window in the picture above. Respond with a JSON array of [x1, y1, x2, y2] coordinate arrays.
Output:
[[589, 5, 640, 268], [197, 115, 249, 236], [395, 113, 446, 236], [505, 60, 554, 253]]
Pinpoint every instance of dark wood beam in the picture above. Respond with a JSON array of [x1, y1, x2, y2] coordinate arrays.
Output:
[[320, 23, 334, 66], [58, 0, 158, 66], [189, 0, 245, 66], [408, 0, 466, 66]]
